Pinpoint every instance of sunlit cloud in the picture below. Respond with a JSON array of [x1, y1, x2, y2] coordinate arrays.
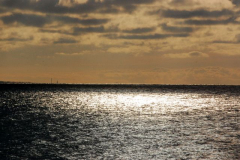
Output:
[[58, 0, 88, 7], [107, 45, 151, 55], [55, 52, 84, 56], [212, 33, 240, 44], [164, 51, 209, 59]]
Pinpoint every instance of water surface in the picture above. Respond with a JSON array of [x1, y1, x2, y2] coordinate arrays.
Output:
[[0, 84, 239, 159]]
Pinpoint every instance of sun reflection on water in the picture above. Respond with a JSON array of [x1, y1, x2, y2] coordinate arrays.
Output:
[[66, 91, 217, 116], [49, 89, 239, 159], [2, 85, 239, 159]]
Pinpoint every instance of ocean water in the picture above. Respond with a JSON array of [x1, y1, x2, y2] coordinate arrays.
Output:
[[0, 84, 239, 159]]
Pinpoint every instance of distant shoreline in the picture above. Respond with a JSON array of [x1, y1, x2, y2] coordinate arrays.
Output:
[[0, 81, 239, 86], [0, 81, 33, 84]]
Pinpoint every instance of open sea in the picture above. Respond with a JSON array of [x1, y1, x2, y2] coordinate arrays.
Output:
[[0, 84, 239, 159]]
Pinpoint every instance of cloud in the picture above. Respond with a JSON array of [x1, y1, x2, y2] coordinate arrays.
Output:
[[98, 7, 120, 14], [39, 29, 73, 35], [154, 9, 234, 19], [39, 26, 156, 36], [53, 38, 78, 44], [184, 17, 239, 25], [53, 16, 109, 25], [55, 52, 83, 56], [235, 34, 240, 41], [122, 27, 155, 34], [0, 0, 156, 14], [58, 0, 88, 6], [0, 7, 7, 13], [0, 0, 94, 14], [73, 26, 156, 35], [1, 13, 49, 27], [104, 33, 190, 40], [107, 45, 151, 54], [0, 36, 33, 42], [55, 50, 93, 56], [0, 13, 110, 27], [212, 40, 237, 44], [73, 26, 105, 34], [161, 23, 194, 33], [230, 0, 240, 6], [0, 33, 33, 42], [189, 51, 207, 57], [75, 18, 109, 25], [40, 26, 111, 36], [40, 26, 157, 36], [165, 51, 209, 59], [169, 0, 196, 6], [212, 34, 240, 44]]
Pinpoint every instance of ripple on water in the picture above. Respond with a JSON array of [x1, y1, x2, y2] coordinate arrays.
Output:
[[0, 85, 239, 159]]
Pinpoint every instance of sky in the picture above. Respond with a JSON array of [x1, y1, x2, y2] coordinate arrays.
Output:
[[0, 0, 240, 84]]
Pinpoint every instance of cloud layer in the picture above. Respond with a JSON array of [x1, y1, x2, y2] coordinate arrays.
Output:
[[1, 0, 240, 84], [0, 0, 156, 14]]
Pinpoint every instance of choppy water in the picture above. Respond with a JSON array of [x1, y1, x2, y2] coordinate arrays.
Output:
[[0, 84, 239, 159]]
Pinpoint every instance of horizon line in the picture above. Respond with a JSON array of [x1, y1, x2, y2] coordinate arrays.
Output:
[[0, 81, 239, 86]]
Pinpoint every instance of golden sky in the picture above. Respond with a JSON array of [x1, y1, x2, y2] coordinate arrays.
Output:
[[0, 0, 240, 84]]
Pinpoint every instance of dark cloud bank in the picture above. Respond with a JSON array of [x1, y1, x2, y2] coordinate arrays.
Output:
[[1, 13, 109, 27], [0, 0, 155, 14], [159, 9, 234, 18], [103, 33, 190, 40]]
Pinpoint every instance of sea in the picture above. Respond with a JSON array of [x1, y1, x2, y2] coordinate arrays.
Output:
[[0, 84, 239, 160]]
